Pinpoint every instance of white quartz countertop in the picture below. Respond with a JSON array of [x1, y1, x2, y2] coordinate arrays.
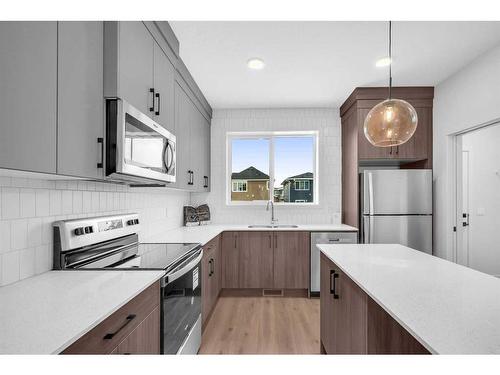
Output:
[[149, 223, 357, 245], [318, 244, 500, 354], [0, 270, 164, 354]]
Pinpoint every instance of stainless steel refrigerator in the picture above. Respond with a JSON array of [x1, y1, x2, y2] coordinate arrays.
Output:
[[360, 169, 433, 254]]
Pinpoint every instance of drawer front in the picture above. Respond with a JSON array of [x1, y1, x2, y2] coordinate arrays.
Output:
[[62, 281, 160, 354]]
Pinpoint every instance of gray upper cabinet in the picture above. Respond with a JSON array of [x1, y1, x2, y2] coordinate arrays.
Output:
[[0, 22, 57, 173], [57, 21, 104, 179], [104, 21, 155, 116], [153, 42, 175, 134], [174, 78, 211, 192]]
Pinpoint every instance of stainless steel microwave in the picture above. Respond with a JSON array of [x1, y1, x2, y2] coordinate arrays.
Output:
[[105, 99, 176, 185]]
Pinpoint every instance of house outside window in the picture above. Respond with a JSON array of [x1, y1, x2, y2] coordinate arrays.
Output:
[[227, 132, 318, 205]]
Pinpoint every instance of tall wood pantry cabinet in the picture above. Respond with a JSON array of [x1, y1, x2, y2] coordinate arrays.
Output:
[[340, 87, 434, 228]]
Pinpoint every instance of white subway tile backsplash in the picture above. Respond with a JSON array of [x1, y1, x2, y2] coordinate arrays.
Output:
[[19, 247, 35, 280], [72, 191, 83, 214], [61, 191, 73, 214], [0, 177, 190, 286], [27, 218, 42, 248], [49, 190, 62, 216], [35, 189, 50, 217], [20, 188, 36, 217], [1, 187, 20, 219], [2, 251, 20, 285], [11, 219, 28, 250]]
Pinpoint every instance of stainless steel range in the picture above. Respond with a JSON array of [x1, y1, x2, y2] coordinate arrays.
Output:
[[53, 213, 202, 355]]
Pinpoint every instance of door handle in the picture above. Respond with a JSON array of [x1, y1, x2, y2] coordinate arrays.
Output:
[[330, 270, 339, 299], [203, 176, 208, 188], [155, 92, 161, 116], [188, 170, 193, 185], [103, 314, 136, 340], [208, 259, 213, 277], [97, 137, 104, 168], [149, 88, 155, 113]]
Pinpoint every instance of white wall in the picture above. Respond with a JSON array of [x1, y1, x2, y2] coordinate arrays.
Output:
[[191, 108, 341, 225], [460, 124, 500, 275], [433, 43, 500, 260], [0, 177, 190, 286]]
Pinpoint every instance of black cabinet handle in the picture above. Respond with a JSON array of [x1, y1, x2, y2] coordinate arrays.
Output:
[[208, 259, 213, 277], [103, 314, 136, 340], [155, 92, 161, 116], [330, 270, 339, 299], [187, 170, 194, 185], [149, 88, 155, 112], [396, 146, 399, 155], [203, 176, 208, 188], [389, 146, 393, 155], [97, 137, 104, 168]]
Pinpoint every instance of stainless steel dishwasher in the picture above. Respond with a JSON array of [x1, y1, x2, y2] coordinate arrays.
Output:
[[310, 231, 358, 296]]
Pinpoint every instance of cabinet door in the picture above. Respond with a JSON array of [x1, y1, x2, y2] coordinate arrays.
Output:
[[57, 21, 104, 179], [333, 266, 367, 354], [201, 115, 211, 191], [320, 252, 336, 354], [202, 246, 215, 325], [153, 42, 175, 134], [212, 235, 221, 299], [238, 232, 274, 288], [357, 107, 390, 160], [173, 81, 193, 189], [115, 306, 160, 354], [0, 22, 57, 173], [118, 22, 154, 116], [190, 106, 207, 191], [221, 232, 239, 288], [273, 232, 310, 289]]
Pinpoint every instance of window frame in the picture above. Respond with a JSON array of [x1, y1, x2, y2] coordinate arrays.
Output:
[[232, 180, 248, 192], [294, 180, 310, 191], [226, 131, 319, 206]]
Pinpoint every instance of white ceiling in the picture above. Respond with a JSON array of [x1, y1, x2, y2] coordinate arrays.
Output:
[[169, 21, 500, 108]]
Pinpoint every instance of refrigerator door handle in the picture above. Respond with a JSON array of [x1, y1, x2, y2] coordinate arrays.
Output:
[[368, 172, 374, 215]]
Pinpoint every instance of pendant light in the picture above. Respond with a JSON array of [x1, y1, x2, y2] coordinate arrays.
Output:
[[363, 21, 418, 147]]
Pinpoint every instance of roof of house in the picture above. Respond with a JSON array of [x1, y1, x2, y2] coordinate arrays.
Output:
[[281, 172, 313, 185], [231, 166, 269, 180]]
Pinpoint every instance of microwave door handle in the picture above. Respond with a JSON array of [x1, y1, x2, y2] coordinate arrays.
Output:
[[166, 142, 174, 172], [163, 142, 170, 172]]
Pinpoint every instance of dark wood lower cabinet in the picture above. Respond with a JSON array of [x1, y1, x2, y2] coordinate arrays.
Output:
[[62, 281, 160, 354], [320, 253, 429, 354], [221, 231, 310, 291], [202, 235, 221, 328]]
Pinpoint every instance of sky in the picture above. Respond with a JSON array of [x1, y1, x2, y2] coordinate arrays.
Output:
[[232, 136, 314, 188]]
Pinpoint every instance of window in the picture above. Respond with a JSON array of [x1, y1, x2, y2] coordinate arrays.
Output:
[[227, 131, 318, 204], [232, 180, 247, 192], [294, 180, 310, 190]]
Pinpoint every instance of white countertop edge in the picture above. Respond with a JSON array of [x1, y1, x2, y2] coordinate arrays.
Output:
[[318, 246, 437, 354], [51, 270, 165, 354]]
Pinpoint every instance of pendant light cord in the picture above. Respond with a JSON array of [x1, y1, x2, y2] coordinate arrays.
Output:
[[388, 20, 392, 99]]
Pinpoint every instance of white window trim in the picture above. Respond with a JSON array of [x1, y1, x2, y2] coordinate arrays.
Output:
[[294, 180, 310, 191], [226, 131, 319, 206], [231, 180, 248, 192]]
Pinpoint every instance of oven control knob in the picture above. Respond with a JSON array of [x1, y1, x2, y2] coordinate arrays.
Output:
[[84, 226, 93, 234], [134, 219, 139, 225], [74, 227, 85, 236], [127, 220, 134, 225]]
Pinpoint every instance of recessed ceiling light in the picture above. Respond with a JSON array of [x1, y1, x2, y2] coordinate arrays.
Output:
[[375, 56, 392, 67], [247, 58, 265, 70]]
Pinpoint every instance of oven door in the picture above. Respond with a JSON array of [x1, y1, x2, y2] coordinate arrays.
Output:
[[106, 99, 176, 184], [161, 249, 202, 354]]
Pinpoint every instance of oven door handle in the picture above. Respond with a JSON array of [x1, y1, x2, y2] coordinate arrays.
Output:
[[164, 250, 203, 284]]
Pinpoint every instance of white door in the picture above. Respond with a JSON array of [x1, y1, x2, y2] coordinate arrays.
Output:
[[455, 122, 500, 275]]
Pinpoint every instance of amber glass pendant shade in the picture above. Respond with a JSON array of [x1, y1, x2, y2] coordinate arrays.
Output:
[[363, 98, 418, 147]]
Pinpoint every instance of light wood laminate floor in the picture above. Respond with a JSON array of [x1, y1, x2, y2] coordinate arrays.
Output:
[[199, 296, 320, 354]]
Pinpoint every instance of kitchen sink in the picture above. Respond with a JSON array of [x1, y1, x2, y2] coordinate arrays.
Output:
[[247, 224, 299, 229]]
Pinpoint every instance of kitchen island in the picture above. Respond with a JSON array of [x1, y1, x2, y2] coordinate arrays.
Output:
[[318, 243, 500, 354]]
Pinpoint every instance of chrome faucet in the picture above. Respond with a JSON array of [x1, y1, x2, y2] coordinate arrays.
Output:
[[266, 200, 278, 225]]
